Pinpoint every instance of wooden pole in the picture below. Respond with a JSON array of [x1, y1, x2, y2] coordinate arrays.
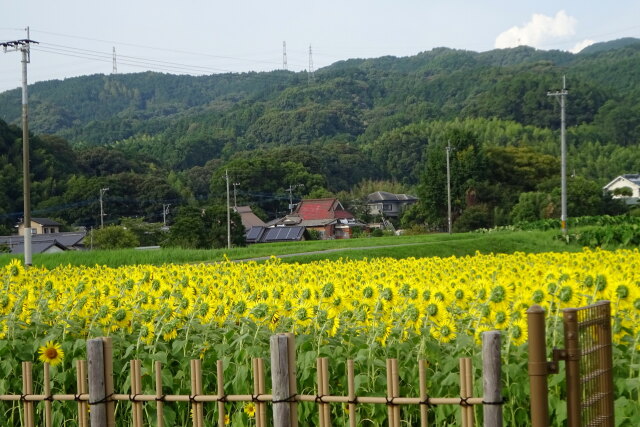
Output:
[[253, 359, 262, 427], [195, 359, 204, 427], [155, 361, 164, 427], [527, 305, 550, 427], [482, 331, 503, 427], [87, 339, 107, 427], [101, 337, 115, 427], [22, 361, 34, 427], [271, 334, 291, 427], [130, 360, 139, 427], [286, 333, 299, 427], [347, 360, 356, 427]]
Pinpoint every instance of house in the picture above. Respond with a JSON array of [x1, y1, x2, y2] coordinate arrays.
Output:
[[0, 231, 86, 255], [234, 206, 266, 231], [270, 198, 364, 239], [603, 174, 640, 204], [367, 191, 418, 217], [18, 217, 62, 235]]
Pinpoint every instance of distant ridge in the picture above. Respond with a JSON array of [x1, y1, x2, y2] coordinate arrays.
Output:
[[578, 37, 640, 55]]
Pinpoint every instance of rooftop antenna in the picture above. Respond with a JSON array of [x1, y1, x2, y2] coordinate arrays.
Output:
[[112, 47, 117, 74], [282, 41, 287, 70], [308, 44, 314, 83]]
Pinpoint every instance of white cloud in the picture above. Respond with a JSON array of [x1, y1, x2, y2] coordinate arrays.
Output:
[[495, 10, 577, 49], [570, 39, 595, 53]]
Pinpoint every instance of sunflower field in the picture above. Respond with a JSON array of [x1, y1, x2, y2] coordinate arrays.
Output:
[[1, 248, 639, 425]]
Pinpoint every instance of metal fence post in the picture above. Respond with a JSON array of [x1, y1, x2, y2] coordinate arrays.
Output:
[[482, 330, 502, 427], [527, 305, 549, 427]]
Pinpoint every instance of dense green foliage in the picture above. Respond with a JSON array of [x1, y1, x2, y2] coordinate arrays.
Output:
[[1, 40, 640, 232]]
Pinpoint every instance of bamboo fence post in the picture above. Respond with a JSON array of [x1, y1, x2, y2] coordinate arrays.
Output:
[[155, 361, 164, 427], [253, 358, 262, 427], [391, 359, 400, 427], [77, 359, 89, 427], [482, 331, 503, 427], [130, 360, 138, 427], [44, 362, 52, 427], [316, 358, 325, 427], [195, 359, 204, 427], [270, 334, 291, 427], [258, 358, 267, 427], [22, 361, 34, 427], [286, 333, 299, 427], [460, 358, 468, 427], [464, 357, 474, 427], [321, 358, 331, 426], [216, 360, 225, 427], [527, 305, 550, 427], [419, 360, 429, 427], [133, 360, 144, 427], [386, 359, 394, 427], [347, 359, 356, 427], [101, 337, 115, 427], [87, 338, 107, 427]]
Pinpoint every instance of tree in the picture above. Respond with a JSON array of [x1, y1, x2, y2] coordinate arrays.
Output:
[[163, 205, 245, 249], [89, 226, 140, 249]]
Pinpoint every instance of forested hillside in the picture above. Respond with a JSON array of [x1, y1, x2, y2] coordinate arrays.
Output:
[[0, 40, 639, 233]]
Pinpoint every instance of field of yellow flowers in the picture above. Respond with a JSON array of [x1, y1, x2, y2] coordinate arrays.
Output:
[[1, 248, 639, 425]]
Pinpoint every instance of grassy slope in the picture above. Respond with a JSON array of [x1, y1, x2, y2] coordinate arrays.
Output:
[[0, 230, 578, 269]]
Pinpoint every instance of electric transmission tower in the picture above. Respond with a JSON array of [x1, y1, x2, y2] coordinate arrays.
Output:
[[308, 44, 315, 83], [112, 47, 117, 74], [1, 28, 38, 265], [282, 41, 287, 70]]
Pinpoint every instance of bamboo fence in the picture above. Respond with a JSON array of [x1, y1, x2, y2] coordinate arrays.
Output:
[[0, 331, 503, 427]]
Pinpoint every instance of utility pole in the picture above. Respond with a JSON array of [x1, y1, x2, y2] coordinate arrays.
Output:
[[162, 204, 171, 227], [225, 169, 231, 249], [1, 29, 38, 265], [99, 187, 109, 228], [232, 182, 240, 208], [287, 184, 303, 214], [547, 76, 569, 236], [282, 41, 287, 70], [446, 141, 452, 234]]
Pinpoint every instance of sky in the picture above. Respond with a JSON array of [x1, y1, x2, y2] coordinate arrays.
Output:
[[1, 0, 640, 93]]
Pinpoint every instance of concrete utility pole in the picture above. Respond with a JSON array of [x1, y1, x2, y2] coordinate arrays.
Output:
[[232, 182, 240, 208], [99, 187, 109, 228], [547, 76, 569, 235], [225, 169, 231, 249], [1, 30, 38, 265], [162, 204, 171, 227], [287, 184, 304, 214], [446, 140, 453, 234]]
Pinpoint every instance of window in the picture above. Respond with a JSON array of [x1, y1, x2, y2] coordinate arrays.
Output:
[[383, 203, 393, 211]]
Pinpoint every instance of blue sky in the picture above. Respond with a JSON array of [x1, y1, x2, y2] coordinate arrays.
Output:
[[1, 1, 640, 92]]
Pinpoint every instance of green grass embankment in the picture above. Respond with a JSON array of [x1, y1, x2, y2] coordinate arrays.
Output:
[[0, 229, 578, 269]]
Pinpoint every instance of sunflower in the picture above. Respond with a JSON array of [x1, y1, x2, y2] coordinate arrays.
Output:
[[243, 402, 256, 418], [38, 341, 64, 366]]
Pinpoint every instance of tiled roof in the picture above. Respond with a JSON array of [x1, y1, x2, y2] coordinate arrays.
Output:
[[295, 198, 354, 220]]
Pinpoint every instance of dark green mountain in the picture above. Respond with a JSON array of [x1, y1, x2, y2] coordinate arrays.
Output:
[[0, 39, 639, 231]]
